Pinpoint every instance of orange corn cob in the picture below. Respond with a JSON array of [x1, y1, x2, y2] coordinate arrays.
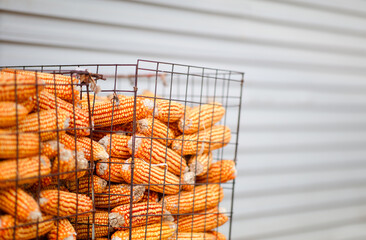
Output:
[[171, 232, 216, 240], [0, 130, 40, 159], [65, 175, 107, 194], [208, 231, 226, 240], [41, 140, 64, 159], [175, 207, 228, 232], [121, 158, 180, 195], [161, 184, 223, 214], [39, 190, 93, 216], [92, 122, 133, 141], [0, 215, 54, 240], [48, 218, 76, 240], [111, 221, 176, 240], [14, 109, 69, 141], [73, 224, 109, 239], [171, 125, 231, 156], [96, 158, 126, 183], [0, 70, 45, 102], [179, 102, 225, 134], [128, 135, 188, 176], [0, 155, 51, 188], [60, 134, 109, 161], [188, 152, 213, 177], [94, 184, 145, 208], [2, 69, 80, 104], [196, 160, 236, 184], [137, 117, 175, 145], [92, 96, 147, 127], [150, 99, 185, 123], [51, 148, 88, 180], [0, 102, 29, 127], [0, 187, 42, 221], [99, 134, 131, 159], [139, 190, 160, 203]]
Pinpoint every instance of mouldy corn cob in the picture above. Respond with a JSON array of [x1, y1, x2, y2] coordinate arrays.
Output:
[[14, 109, 69, 141], [0, 130, 40, 159], [96, 158, 126, 183], [175, 207, 228, 232], [196, 160, 236, 184], [41, 140, 64, 159], [99, 134, 130, 159], [208, 231, 226, 240], [161, 184, 223, 214], [92, 122, 133, 141], [171, 125, 231, 156], [121, 158, 180, 195], [39, 190, 93, 216], [94, 184, 145, 208], [0, 215, 54, 240], [51, 148, 88, 180], [0, 102, 29, 128], [137, 117, 175, 145], [0, 187, 42, 221], [111, 221, 176, 240], [171, 232, 217, 240], [0, 70, 45, 102], [139, 190, 160, 203], [178, 102, 225, 134], [0, 155, 51, 188], [65, 175, 107, 194], [188, 152, 213, 177], [48, 218, 76, 240]]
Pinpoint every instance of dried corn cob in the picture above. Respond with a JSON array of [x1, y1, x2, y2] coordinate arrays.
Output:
[[48, 218, 76, 240], [171, 125, 231, 156], [41, 140, 64, 159], [0, 155, 51, 188], [0, 187, 41, 221], [208, 231, 226, 240], [51, 148, 88, 180], [171, 232, 216, 240], [92, 122, 133, 141], [111, 221, 176, 240], [196, 160, 236, 184], [150, 99, 185, 123], [65, 175, 107, 194], [96, 158, 126, 183], [175, 207, 228, 232], [139, 190, 160, 203], [39, 190, 93, 216], [161, 184, 223, 214], [0, 70, 45, 102], [121, 158, 180, 195], [188, 152, 213, 177], [94, 184, 145, 208], [73, 224, 108, 239], [99, 134, 131, 159], [0, 130, 40, 159], [0, 102, 29, 127], [137, 117, 175, 145], [14, 109, 69, 141], [179, 102, 225, 134], [0, 215, 54, 240]]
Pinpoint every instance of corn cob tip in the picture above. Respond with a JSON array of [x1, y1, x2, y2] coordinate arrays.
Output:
[[142, 98, 158, 116], [179, 118, 192, 131], [97, 162, 108, 175], [127, 136, 142, 153], [96, 149, 109, 161], [64, 116, 70, 129], [109, 212, 125, 229], [29, 210, 42, 221], [137, 119, 149, 132], [98, 177, 107, 190], [183, 171, 195, 185], [164, 209, 174, 222], [76, 151, 88, 170], [133, 185, 146, 201], [98, 135, 110, 149]]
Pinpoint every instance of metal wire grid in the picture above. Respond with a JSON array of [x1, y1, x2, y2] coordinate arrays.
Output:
[[0, 59, 244, 240]]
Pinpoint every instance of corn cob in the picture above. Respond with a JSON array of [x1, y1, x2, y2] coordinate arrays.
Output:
[[0, 215, 54, 240], [41, 140, 64, 159], [208, 231, 226, 240], [96, 158, 126, 183], [92, 96, 147, 127], [48, 218, 76, 240], [0, 130, 40, 159], [92, 122, 133, 141], [171, 125, 231, 156], [128, 135, 188, 176], [196, 160, 236, 184], [14, 109, 69, 141], [65, 175, 107, 194], [170, 232, 216, 240], [73, 223, 109, 239], [0, 102, 29, 127], [31, 91, 91, 136], [94, 184, 145, 208], [137, 117, 175, 145], [99, 134, 131, 159], [121, 158, 180, 195], [139, 190, 160, 203], [0, 187, 42, 221], [166, 121, 182, 140], [175, 207, 228, 232], [188, 152, 213, 177], [0, 155, 51, 188], [179, 102, 225, 134], [2, 69, 80, 104], [111, 202, 172, 229], [60, 134, 109, 161], [161, 184, 223, 214], [111, 221, 176, 240], [39, 190, 93, 216], [0, 70, 45, 102], [24, 176, 55, 193], [51, 148, 88, 180], [150, 99, 185, 123]]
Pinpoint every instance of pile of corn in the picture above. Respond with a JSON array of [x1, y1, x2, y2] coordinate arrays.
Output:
[[0, 69, 236, 240]]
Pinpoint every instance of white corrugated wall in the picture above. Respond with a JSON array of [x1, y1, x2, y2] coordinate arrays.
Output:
[[1, 0, 366, 239]]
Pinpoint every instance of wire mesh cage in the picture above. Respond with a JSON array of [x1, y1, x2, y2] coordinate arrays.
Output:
[[0, 59, 244, 240]]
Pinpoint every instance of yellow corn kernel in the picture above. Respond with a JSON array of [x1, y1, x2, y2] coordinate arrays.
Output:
[[0, 130, 40, 159], [0, 102, 29, 128], [94, 184, 145, 208]]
